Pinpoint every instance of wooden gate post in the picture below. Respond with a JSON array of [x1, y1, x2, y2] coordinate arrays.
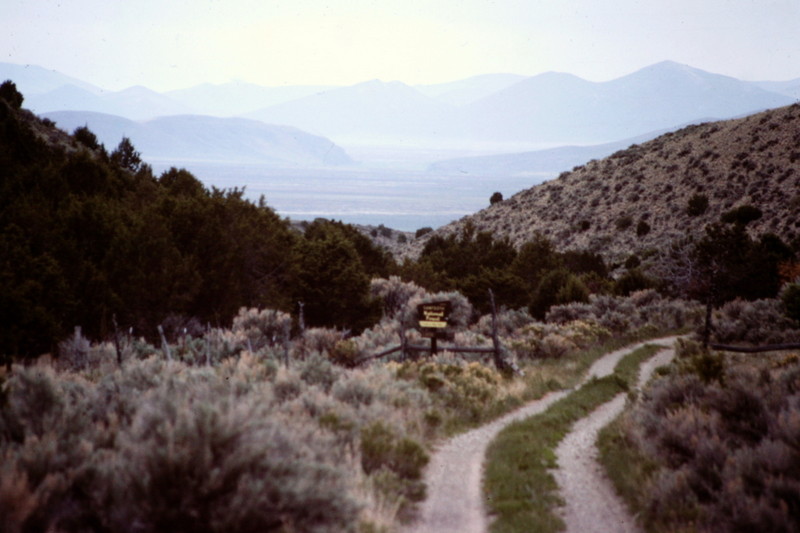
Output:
[[488, 289, 504, 370]]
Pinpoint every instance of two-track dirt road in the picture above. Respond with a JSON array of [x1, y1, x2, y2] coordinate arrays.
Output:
[[403, 336, 679, 533]]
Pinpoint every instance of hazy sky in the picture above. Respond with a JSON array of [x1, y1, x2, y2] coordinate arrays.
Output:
[[3, 0, 799, 91]]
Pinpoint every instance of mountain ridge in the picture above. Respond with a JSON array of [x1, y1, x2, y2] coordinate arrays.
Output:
[[42, 110, 354, 167], [4, 61, 797, 150]]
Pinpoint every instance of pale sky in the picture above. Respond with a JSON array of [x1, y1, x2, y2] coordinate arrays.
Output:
[[2, 0, 799, 91]]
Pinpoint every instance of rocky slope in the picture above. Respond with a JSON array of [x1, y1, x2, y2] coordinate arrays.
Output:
[[403, 104, 800, 264]]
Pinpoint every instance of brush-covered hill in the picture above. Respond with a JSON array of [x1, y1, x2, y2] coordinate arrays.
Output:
[[405, 104, 800, 264]]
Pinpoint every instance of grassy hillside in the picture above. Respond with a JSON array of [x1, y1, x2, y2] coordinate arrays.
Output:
[[407, 104, 800, 264]]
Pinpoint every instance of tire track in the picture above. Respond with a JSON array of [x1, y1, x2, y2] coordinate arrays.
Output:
[[403, 337, 679, 533], [552, 341, 677, 533]]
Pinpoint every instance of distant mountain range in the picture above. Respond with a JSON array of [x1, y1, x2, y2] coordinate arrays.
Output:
[[3, 60, 798, 168], [42, 111, 353, 167]]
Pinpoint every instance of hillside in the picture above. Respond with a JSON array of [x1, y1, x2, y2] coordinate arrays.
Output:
[[404, 104, 800, 264]]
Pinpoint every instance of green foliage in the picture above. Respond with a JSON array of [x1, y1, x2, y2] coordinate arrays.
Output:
[[781, 280, 800, 322], [720, 204, 762, 226], [359, 422, 429, 511], [415, 227, 433, 239], [72, 125, 103, 152], [0, 96, 305, 357], [294, 222, 381, 331], [615, 215, 633, 231], [686, 193, 709, 216], [110, 136, 142, 173], [615, 268, 656, 296], [0, 80, 23, 109], [529, 270, 589, 319]]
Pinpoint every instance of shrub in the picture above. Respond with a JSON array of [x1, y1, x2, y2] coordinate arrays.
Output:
[[292, 327, 346, 360], [359, 422, 428, 511], [510, 320, 610, 361], [530, 270, 588, 319], [616, 215, 633, 231], [0, 80, 23, 109], [614, 268, 656, 296], [415, 227, 433, 239], [0, 358, 363, 533], [330, 339, 362, 367], [781, 280, 800, 322], [490, 191, 504, 205], [57, 327, 91, 370], [712, 298, 800, 345], [298, 352, 340, 391], [621, 353, 800, 532], [547, 291, 699, 334], [687, 194, 709, 216], [721, 204, 762, 226], [370, 277, 426, 319], [232, 307, 291, 351]]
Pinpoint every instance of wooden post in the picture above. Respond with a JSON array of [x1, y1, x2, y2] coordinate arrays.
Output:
[[702, 300, 713, 349], [297, 301, 305, 333], [112, 314, 123, 367], [157, 325, 172, 361], [400, 324, 407, 361], [488, 289, 503, 369]]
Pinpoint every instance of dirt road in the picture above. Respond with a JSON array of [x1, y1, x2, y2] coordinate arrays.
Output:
[[553, 345, 676, 533], [403, 337, 679, 533]]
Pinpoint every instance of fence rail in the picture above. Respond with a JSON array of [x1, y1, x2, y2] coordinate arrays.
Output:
[[710, 343, 800, 353]]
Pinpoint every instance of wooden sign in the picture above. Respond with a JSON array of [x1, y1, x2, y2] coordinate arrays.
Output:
[[418, 301, 451, 329]]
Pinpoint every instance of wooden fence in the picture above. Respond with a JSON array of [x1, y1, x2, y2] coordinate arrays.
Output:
[[709, 342, 800, 353]]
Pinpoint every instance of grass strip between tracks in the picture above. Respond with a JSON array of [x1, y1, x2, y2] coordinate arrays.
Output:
[[483, 343, 663, 533]]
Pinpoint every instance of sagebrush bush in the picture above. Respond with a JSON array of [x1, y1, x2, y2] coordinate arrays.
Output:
[[624, 353, 800, 532], [231, 307, 291, 351], [0, 357, 367, 533], [292, 327, 346, 360], [712, 298, 800, 345], [473, 307, 534, 338], [547, 290, 699, 334], [393, 359, 506, 424], [370, 276, 426, 319], [780, 279, 800, 323], [509, 320, 611, 361], [57, 327, 91, 370]]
